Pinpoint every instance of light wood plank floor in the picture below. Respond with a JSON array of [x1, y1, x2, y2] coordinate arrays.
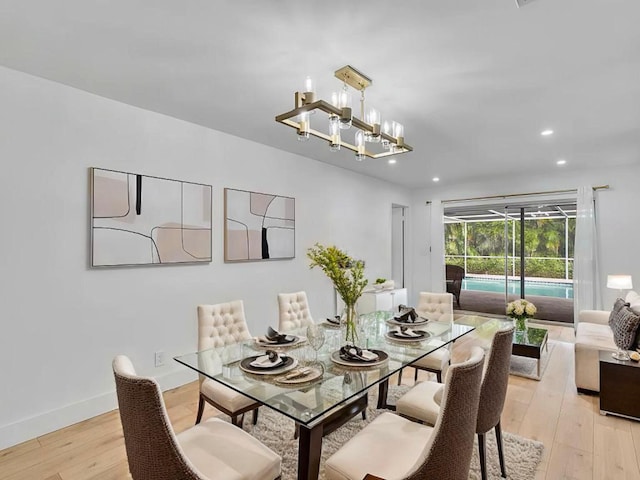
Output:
[[2, 323, 640, 479]]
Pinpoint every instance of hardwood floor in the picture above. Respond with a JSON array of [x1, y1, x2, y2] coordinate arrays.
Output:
[[2, 323, 640, 479]]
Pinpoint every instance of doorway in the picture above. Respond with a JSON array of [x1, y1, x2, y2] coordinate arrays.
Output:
[[391, 205, 407, 288]]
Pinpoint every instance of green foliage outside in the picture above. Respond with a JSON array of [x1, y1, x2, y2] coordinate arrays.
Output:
[[445, 218, 575, 279]]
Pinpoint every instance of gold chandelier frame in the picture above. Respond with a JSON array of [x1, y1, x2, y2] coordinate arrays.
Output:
[[275, 65, 413, 159]]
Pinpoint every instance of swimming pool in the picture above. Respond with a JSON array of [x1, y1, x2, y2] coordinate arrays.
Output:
[[462, 277, 573, 299]]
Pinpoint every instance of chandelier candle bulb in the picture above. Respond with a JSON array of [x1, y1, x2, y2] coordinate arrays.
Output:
[[297, 112, 310, 141], [302, 76, 315, 104], [381, 121, 391, 149], [338, 88, 352, 129], [329, 120, 341, 152], [355, 130, 366, 161], [365, 107, 381, 143]]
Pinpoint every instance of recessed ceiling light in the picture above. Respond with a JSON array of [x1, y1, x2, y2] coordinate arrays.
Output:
[[388, 158, 397, 164], [432, 177, 440, 182], [556, 159, 566, 165], [541, 129, 554, 136]]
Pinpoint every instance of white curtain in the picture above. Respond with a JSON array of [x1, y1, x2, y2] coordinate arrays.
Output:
[[429, 200, 446, 293], [573, 186, 602, 326]]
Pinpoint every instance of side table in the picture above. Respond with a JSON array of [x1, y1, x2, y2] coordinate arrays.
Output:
[[599, 350, 640, 421]]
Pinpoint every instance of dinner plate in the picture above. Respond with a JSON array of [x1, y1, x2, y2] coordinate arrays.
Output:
[[384, 330, 431, 342], [330, 349, 389, 367], [254, 335, 307, 348], [239, 355, 297, 375]]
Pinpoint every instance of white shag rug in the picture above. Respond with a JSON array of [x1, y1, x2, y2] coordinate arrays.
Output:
[[238, 385, 543, 480]]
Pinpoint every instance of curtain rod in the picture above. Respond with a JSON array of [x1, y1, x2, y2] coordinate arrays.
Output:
[[425, 185, 609, 205]]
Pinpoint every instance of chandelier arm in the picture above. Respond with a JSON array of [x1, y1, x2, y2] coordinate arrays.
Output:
[[276, 118, 412, 158]]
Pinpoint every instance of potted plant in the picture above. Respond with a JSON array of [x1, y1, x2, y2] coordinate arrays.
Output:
[[307, 243, 368, 346], [374, 278, 386, 290]]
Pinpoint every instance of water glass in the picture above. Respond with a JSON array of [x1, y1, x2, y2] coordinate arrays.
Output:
[[306, 324, 326, 361]]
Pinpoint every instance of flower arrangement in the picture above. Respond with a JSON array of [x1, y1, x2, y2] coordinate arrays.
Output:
[[506, 299, 537, 330], [307, 243, 368, 344]]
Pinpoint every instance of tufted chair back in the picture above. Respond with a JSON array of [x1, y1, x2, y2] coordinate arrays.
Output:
[[197, 301, 252, 352], [278, 291, 314, 331], [416, 292, 454, 322]]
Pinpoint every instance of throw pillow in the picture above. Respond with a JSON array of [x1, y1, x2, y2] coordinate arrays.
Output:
[[609, 299, 640, 350], [626, 290, 640, 316]]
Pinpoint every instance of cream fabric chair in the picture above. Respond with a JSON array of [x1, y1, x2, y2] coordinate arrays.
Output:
[[396, 325, 515, 480], [325, 347, 485, 480], [397, 292, 454, 385], [277, 291, 314, 331], [196, 301, 260, 427], [112, 355, 281, 480]]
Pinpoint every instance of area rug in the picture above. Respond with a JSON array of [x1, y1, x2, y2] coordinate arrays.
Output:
[[510, 340, 556, 380], [241, 385, 543, 480]]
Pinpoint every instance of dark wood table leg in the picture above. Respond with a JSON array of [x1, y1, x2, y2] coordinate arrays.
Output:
[[297, 422, 323, 480], [377, 379, 395, 410]]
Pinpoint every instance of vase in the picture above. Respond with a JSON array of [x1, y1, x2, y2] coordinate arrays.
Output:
[[514, 317, 528, 332], [341, 303, 360, 346]]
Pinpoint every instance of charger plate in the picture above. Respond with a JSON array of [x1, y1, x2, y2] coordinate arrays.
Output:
[[330, 349, 389, 367], [384, 330, 430, 342], [254, 335, 307, 349]]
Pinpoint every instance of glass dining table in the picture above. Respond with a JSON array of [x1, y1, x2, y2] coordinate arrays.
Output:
[[174, 311, 475, 480]]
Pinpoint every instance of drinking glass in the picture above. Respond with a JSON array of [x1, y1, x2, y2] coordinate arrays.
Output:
[[306, 325, 326, 361]]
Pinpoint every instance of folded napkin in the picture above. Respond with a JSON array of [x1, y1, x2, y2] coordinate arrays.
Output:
[[326, 315, 341, 325], [282, 367, 312, 380], [250, 350, 283, 368], [339, 345, 379, 362], [395, 326, 422, 338], [265, 326, 291, 343], [394, 305, 418, 323]]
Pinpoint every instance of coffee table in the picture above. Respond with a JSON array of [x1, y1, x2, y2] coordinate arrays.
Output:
[[512, 326, 549, 379]]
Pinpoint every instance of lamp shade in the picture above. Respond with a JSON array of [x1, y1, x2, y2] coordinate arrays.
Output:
[[607, 275, 633, 290]]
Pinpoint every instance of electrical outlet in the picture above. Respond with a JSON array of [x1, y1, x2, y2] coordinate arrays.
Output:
[[154, 351, 165, 367]]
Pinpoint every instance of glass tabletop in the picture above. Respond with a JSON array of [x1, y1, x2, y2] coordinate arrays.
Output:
[[513, 325, 548, 347], [174, 311, 475, 427]]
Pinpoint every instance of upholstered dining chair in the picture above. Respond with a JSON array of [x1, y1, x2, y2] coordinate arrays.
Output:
[[277, 291, 314, 331], [397, 292, 454, 385], [112, 355, 281, 480], [325, 346, 485, 480], [396, 324, 515, 480], [196, 301, 260, 427]]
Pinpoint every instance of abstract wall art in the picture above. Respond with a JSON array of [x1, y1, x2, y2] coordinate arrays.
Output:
[[224, 188, 295, 262], [90, 167, 212, 267]]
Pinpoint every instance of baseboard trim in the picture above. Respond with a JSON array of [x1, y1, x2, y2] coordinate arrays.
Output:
[[0, 368, 197, 451]]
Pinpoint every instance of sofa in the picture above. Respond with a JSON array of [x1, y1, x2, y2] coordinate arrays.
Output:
[[575, 290, 640, 392]]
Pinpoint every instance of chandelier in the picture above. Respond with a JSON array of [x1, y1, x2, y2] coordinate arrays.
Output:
[[275, 65, 413, 161]]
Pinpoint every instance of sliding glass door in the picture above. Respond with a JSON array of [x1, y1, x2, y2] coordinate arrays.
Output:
[[502, 204, 576, 305], [444, 201, 575, 322]]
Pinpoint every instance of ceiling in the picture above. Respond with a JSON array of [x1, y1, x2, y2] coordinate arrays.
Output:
[[1, 0, 638, 187]]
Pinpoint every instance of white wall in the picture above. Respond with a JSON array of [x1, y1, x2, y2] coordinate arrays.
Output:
[[410, 165, 640, 308], [0, 66, 412, 449]]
